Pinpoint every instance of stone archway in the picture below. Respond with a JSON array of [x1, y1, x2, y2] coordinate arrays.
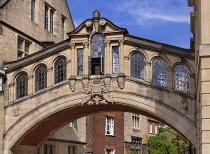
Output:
[[3, 76, 196, 153]]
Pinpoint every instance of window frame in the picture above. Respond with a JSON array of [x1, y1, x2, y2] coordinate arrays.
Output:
[[16, 73, 28, 100], [152, 58, 167, 86], [35, 65, 47, 92], [54, 57, 67, 84], [174, 64, 190, 93], [105, 116, 114, 136], [105, 149, 115, 154], [112, 46, 119, 74], [130, 52, 145, 80], [31, 0, 35, 22]]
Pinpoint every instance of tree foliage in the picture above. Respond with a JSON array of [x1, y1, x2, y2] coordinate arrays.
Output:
[[148, 123, 195, 154]]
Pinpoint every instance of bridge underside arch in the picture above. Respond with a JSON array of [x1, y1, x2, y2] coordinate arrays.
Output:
[[4, 91, 196, 152]]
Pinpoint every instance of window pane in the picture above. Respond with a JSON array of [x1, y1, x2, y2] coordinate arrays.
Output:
[[61, 18, 65, 40], [45, 5, 48, 30], [35, 65, 47, 91], [54, 58, 66, 84], [112, 46, 119, 74], [25, 42, 30, 53], [131, 53, 144, 79], [152, 59, 167, 86], [174, 64, 189, 92], [31, 0, 35, 22], [18, 39, 23, 50], [50, 10, 54, 33], [106, 117, 114, 135], [16, 73, 28, 99], [77, 49, 83, 76], [91, 34, 105, 58]]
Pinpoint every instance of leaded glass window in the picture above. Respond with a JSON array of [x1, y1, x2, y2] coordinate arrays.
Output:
[[131, 53, 144, 79], [112, 46, 119, 74], [35, 65, 47, 92], [91, 33, 105, 58], [152, 59, 167, 86], [77, 49, 83, 76], [16, 73, 28, 99], [54, 57, 66, 84], [174, 64, 189, 92]]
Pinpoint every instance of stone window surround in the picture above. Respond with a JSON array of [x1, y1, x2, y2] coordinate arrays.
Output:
[[17, 36, 31, 59], [44, 3, 55, 33]]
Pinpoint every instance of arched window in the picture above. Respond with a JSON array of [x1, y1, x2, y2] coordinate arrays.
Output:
[[152, 59, 167, 86], [35, 65, 47, 92], [131, 53, 144, 80], [16, 73, 28, 99], [54, 57, 66, 84], [90, 33, 105, 75], [174, 64, 189, 92]]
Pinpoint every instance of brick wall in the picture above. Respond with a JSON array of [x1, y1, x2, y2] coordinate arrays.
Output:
[[86, 112, 124, 154]]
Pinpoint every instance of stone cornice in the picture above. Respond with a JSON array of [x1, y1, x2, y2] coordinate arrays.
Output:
[[125, 35, 194, 59], [67, 17, 128, 37]]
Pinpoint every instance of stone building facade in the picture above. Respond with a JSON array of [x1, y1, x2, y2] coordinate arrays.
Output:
[[2, 0, 209, 153]]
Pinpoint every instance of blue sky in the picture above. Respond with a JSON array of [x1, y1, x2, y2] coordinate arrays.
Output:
[[67, 0, 193, 49]]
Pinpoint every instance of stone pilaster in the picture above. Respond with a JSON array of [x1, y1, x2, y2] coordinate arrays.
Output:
[[83, 42, 89, 76], [119, 40, 124, 74]]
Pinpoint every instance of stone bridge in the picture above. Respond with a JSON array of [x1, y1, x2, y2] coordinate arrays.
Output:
[[2, 11, 196, 153]]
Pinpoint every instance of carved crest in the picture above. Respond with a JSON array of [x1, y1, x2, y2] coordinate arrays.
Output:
[[103, 76, 111, 91], [69, 76, 76, 92], [82, 78, 90, 91], [13, 109, 19, 117], [180, 99, 188, 109], [82, 92, 113, 106], [118, 74, 126, 90]]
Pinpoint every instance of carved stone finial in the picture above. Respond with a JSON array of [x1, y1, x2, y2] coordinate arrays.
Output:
[[93, 10, 100, 18]]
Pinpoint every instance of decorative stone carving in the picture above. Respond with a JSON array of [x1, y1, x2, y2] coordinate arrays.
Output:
[[93, 10, 100, 18], [112, 77, 118, 90], [86, 19, 93, 27], [118, 74, 126, 90], [13, 109, 19, 117], [69, 76, 76, 92], [99, 18, 106, 26], [103, 76, 111, 91], [82, 92, 113, 106], [47, 67, 53, 72], [82, 77, 90, 91], [180, 99, 188, 109], [9, 82, 15, 88]]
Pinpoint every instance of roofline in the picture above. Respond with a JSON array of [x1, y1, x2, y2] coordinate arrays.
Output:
[[4, 39, 70, 73], [125, 34, 194, 59], [67, 17, 129, 36]]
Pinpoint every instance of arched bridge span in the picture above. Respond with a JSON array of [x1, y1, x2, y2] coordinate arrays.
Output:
[[3, 75, 196, 152]]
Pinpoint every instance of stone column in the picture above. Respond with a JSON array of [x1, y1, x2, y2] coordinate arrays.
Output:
[[28, 75, 34, 95], [105, 41, 110, 74], [167, 67, 173, 89], [83, 42, 89, 76], [70, 43, 76, 76], [119, 40, 124, 74], [145, 62, 151, 82], [47, 67, 53, 86]]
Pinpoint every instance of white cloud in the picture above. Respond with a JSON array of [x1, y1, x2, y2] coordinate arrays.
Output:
[[115, 0, 191, 26]]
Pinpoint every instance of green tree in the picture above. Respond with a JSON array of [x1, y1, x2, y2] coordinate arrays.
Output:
[[148, 123, 195, 154]]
